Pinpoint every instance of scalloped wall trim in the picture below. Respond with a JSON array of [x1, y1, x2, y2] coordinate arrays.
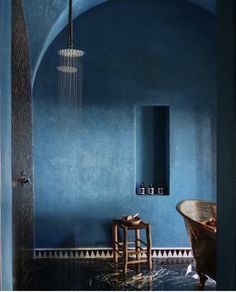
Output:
[[34, 248, 193, 259]]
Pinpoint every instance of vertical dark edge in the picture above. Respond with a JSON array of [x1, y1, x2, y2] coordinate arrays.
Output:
[[11, 0, 34, 289], [67, 0, 73, 49], [217, 0, 236, 289], [166, 106, 170, 195]]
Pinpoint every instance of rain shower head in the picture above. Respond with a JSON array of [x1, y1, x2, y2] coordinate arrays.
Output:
[[57, 49, 84, 73], [57, 66, 77, 74], [57, 0, 85, 74], [57, 0, 85, 112], [58, 49, 84, 58]]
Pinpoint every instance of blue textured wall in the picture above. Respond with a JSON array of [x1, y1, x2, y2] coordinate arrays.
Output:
[[0, 0, 13, 289], [21, 0, 215, 84], [22, 0, 108, 84], [187, 0, 216, 13], [33, 0, 216, 248]]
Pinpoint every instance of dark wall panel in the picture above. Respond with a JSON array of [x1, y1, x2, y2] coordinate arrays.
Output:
[[12, 0, 34, 289], [217, 0, 236, 289]]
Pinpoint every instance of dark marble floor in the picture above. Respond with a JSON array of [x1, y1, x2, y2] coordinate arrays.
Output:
[[27, 258, 216, 291]]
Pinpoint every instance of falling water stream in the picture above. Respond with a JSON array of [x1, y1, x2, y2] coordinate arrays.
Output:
[[57, 48, 84, 114], [56, 32, 84, 245]]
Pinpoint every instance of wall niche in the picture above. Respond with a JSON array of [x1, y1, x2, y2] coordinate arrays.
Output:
[[135, 106, 169, 195]]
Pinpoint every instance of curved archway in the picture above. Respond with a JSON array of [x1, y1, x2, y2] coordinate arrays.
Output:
[[22, 0, 108, 84], [23, 0, 215, 85]]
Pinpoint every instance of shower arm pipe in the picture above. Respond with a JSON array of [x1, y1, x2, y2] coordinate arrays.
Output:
[[67, 0, 73, 49]]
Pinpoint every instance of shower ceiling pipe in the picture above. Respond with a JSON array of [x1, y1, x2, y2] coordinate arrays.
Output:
[[57, 0, 84, 112]]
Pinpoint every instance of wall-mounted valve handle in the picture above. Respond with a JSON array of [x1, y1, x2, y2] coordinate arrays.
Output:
[[19, 170, 31, 186]]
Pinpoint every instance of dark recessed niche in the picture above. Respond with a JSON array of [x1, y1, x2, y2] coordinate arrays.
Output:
[[135, 106, 169, 196]]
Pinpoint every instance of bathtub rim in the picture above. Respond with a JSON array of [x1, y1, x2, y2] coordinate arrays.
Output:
[[176, 199, 217, 236]]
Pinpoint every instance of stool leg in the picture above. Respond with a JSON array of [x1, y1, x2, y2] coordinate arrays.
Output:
[[146, 224, 152, 270], [112, 221, 118, 263], [135, 229, 141, 273], [135, 229, 140, 259], [123, 226, 128, 273]]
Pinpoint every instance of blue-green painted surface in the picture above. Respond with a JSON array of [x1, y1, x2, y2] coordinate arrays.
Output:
[[22, 0, 215, 84], [22, 0, 108, 83], [188, 0, 216, 13], [33, 0, 216, 248], [0, 0, 13, 289]]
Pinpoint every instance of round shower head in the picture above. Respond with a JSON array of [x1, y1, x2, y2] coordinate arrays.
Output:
[[57, 65, 78, 73], [57, 49, 85, 73], [58, 49, 84, 58], [57, 0, 85, 112]]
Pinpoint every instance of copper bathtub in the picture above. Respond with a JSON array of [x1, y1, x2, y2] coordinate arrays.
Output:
[[176, 200, 216, 289]]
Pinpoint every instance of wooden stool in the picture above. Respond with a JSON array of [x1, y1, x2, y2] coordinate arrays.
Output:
[[112, 219, 152, 273]]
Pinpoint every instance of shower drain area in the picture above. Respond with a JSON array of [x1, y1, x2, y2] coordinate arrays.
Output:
[[28, 258, 216, 290]]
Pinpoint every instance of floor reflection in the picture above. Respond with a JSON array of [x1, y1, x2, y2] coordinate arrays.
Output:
[[28, 258, 216, 290]]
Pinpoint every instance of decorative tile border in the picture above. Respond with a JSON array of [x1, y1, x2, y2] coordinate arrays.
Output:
[[34, 247, 193, 259]]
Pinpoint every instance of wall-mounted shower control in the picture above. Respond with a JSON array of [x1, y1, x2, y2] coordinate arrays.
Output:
[[19, 170, 31, 186]]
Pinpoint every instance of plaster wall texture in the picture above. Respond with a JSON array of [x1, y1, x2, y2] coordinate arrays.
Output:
[[33, 0, 216, 248], [22, 0, 215, 84], [0, 0, 13, 289], [187, 0, 216, 13], [22, 0, 108, 83]]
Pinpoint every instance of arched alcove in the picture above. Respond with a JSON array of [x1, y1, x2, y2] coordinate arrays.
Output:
[[33, 0, 216, 248]]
